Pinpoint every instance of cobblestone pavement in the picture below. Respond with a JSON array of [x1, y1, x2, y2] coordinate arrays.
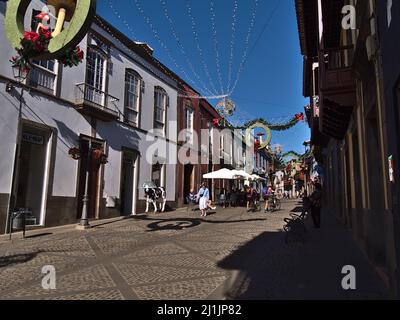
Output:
[[0, 200, 389, 300]]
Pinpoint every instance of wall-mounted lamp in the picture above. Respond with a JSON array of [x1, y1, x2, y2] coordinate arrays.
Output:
[[6, 82, 14, 93]]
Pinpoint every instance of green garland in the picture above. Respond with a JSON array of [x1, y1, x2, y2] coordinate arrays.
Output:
[[213, 114, 304, 131], [239, 116, 301, 131]]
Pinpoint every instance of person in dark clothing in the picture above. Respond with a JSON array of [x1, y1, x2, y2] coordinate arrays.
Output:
[[301, 191, 311, 219], [309, 183, 322, 228]]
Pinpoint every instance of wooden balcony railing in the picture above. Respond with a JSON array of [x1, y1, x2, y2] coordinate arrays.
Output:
[[319, 45, 356, 106], [321, 45, 354, 70]]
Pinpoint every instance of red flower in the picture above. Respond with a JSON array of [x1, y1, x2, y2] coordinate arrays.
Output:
[[24, 31, 39, 42], [39, 27, 52, 39], [213, 118, 220, 126], [76, 47, 84, 60]]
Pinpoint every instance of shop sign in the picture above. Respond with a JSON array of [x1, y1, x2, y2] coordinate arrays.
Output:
[[22, 132, 44, 145]]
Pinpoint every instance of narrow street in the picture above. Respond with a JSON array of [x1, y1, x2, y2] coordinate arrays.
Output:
[[0, 201, 388, 300]]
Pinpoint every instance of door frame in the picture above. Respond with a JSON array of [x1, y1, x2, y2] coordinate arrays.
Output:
[[120, 147, 140, 216], [13, 120, 54, 227], [76, 134, 105, 220]]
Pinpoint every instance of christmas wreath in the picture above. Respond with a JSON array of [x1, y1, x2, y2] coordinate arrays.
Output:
[[10, 11, 85, 72]]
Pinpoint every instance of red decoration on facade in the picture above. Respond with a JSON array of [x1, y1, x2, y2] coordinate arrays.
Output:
[[68, 147, 81, 160], [10, 27, 52, 72], [254, 139, 261, 152], [295, 113, 305, 121], [92, 149, 108, 164], [59, 46, 84, 67]]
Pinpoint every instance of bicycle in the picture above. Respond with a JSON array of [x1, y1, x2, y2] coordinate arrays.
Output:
[[268, 195, 281, 212], [283, 212, 307, 244]]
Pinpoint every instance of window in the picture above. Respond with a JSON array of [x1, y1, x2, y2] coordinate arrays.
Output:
[[28, 59, 57, 94], [151, 163, 164, 187], [185, 106, 194, 143], [154, 87, 168, 131], [86, 47, 106, 91], [124, 70, 141, 127], [85, 46, 107, 105], [34, 60, 55, 71]]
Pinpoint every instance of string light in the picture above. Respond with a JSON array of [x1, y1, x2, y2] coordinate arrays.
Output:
[[131, 0, 203, 92], [229, 0, 259, 95], [209, 0, 225, 95], [106, 0, 138, 40], [227, 0, 238, 93], [93, 16, 188, 90], [158, 0, 216, 97], [185, 0, 219, 95]]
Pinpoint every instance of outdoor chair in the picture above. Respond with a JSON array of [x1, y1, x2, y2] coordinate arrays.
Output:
[[230, 193, 238, 207]]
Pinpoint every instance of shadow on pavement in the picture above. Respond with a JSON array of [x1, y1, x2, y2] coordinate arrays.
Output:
[[217, 213, 389, 300], [25, 233, 53, 239], [0, 251, 42, 268], [132, 215, 267, 232]]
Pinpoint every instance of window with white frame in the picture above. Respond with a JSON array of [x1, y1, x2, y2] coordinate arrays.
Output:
[[85, 47, 107, 105], [124, 70, 141, 127], [28, 59, 57, 94], [154, 87, 167, 131], [185, 106, 194, 144]]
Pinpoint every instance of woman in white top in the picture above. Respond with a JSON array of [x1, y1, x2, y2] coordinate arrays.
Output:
[[197, 182, 212, 217]]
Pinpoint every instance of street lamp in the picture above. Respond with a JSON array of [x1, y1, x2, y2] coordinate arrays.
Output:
[[12, 65, 30, 83], [77, 140, 92, 229], [7, 64, 30, 236]]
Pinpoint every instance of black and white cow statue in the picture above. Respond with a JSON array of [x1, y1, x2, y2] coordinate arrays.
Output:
[[144, 186, 166, 213]]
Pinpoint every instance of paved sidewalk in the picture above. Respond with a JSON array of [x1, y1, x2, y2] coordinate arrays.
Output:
[[0, 201, 389, 300]]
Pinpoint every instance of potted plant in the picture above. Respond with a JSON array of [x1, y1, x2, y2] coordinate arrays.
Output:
[[68, 147, 81, 160], [92, 149, 108, 164]]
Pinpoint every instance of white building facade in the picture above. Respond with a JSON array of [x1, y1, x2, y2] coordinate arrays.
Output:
[[0, 3, 178, 234]]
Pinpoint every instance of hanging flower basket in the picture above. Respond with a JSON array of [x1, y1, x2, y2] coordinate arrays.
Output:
[[10, 27, 52, 72], [58, 46, 84, 68], [92, 149, 108, 164], [10, 11, 85, 71], [68, 147, 81, 160]]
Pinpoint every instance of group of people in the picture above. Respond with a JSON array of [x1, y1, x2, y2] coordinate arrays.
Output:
[[188, 180, 323, 228]]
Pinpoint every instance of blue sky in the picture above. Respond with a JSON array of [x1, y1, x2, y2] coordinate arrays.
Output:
[[97, 0, 310, 154]]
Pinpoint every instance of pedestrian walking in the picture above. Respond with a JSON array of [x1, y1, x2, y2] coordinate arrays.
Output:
[[309, 183, 322, 228], [197, 182, 215, 217], [301, 191, 311, 219]]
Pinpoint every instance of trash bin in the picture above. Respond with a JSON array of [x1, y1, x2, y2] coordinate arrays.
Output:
[[12, 209, 30, 231]]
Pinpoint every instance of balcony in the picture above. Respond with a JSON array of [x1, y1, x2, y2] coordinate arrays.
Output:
[[319, 45, 356, 106], [74, 83, 120, 122], [318, 46, 356, 140], [27, 65, 56, 95]]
